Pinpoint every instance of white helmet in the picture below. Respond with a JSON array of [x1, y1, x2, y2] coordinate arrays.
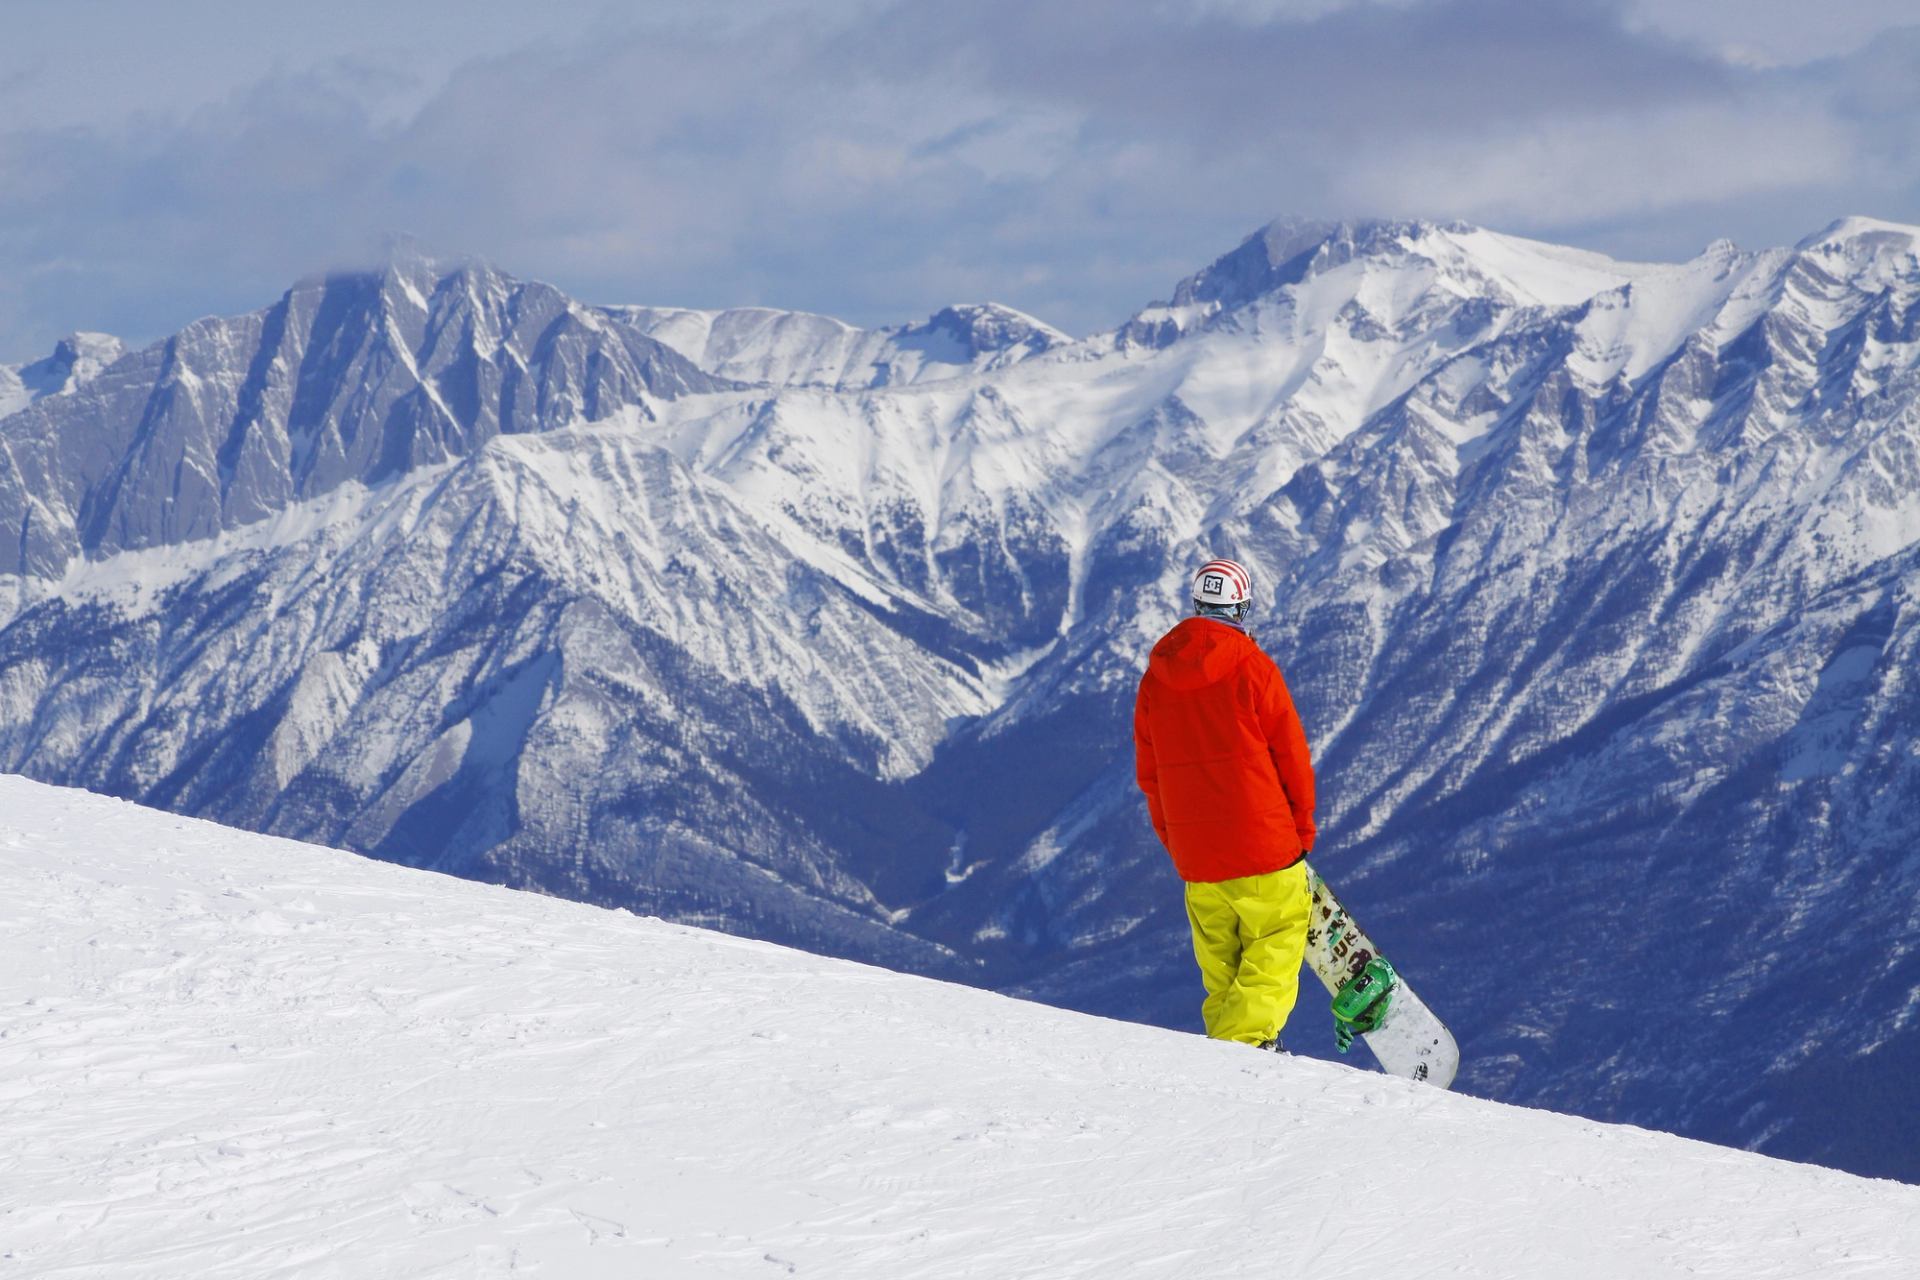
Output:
[[1192, 557, 1251, 609]]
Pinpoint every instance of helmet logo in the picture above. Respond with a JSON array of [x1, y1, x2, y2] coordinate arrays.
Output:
[[1203, 573, 1226, 596]]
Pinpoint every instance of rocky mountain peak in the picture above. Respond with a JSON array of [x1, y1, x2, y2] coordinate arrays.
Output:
[[1701, 237, 1743, 263], [918, 303, 1071, 358], [1165, 217, 1342, 311], [0, 330, 125, 419], [1792, 215, 1920, 288], [1796, 214, 1920, 252]]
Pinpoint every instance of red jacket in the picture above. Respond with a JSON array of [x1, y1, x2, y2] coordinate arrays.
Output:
[[1133, 617, 1317, 883]]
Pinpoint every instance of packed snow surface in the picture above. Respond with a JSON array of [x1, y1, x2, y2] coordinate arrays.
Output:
[[3, 777, 1915, 1279]]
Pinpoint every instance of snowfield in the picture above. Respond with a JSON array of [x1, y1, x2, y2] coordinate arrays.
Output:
[[2, 776, 1915, 1278]]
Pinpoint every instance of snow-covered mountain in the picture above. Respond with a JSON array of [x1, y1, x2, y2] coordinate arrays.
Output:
[[0, 250, 718, 579], [603, 300, 1070, 389], [3, 216, 1919, 1182], [0, 330, 124, 419], [6, 776, 1916, 1279]]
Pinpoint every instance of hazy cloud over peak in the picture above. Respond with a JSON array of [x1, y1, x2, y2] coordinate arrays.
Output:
[[2, 0, 1917, 360]]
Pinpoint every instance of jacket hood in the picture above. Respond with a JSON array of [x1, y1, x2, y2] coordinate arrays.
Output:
[[1146, 617, 1252, 691]]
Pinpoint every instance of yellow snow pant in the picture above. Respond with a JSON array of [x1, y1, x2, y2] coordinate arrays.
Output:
[[1184, 862, 1311, 1045]]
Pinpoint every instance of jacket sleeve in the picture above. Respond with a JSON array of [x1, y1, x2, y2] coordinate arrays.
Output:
[[1256, 659, 1317, 854], [1133, 676, 1170, 850]]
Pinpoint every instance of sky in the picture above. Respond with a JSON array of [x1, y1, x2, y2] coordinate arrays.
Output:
[[3, 0, 1919, 360]]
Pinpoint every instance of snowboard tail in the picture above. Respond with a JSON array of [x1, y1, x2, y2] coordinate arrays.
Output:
[[1303, 863, 1458, 1089]]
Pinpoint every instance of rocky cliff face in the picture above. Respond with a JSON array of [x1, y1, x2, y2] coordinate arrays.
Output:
[[0, 253, 718, 577], [4, 218, 1918, 1179]]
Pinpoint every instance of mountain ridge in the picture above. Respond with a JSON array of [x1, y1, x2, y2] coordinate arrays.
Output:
[[603, 299, 1071, 390]]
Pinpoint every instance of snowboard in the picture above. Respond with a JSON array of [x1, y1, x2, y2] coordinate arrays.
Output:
[[1303, 863, 1458, 1089]]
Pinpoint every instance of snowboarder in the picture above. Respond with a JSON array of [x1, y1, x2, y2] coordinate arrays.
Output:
[[1133, 557, 1317, 1051]]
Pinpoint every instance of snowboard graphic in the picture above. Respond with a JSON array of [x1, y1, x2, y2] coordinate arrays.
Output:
[[1303, 864, 1459, 1089]]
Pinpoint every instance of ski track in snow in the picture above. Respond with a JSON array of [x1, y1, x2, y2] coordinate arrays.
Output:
[[1, 775, 1917, 1279]]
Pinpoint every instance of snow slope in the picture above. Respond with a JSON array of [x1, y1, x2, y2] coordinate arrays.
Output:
[[4, 776, 1916, 1279]]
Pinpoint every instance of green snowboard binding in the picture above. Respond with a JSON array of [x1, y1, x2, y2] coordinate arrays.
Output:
[[1303, 866, 1457, 1086], [1330, 957, 1398, 1053]]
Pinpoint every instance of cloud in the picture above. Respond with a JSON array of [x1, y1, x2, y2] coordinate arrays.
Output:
[[1337, 101, 1864, 228], [1, 0, 1918, 360], [855, 0, 1731, 143], [1622, 0, 1920, 67]]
